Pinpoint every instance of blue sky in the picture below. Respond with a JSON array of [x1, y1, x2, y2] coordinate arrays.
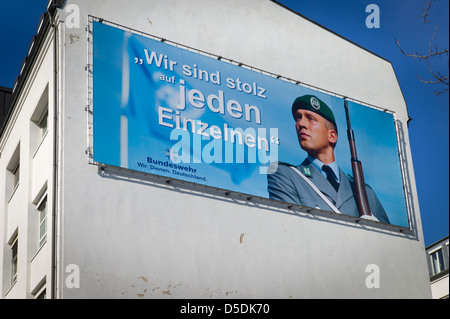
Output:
[[0, 0, 448, 246]]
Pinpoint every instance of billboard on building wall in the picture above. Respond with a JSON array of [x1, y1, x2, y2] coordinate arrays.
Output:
[[92, 21, 408, 227]]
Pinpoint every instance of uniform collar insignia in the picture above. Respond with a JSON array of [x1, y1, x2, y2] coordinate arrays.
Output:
[[302, 166, 312, 177]]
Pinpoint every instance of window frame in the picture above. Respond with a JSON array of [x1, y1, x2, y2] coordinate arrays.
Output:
[[6, 143, 21, 202], [12, 161, 20, 190], [10, 237, 18, 286], [37, 194, 48, 248], [30, 85, 49, 155], [429, 247, 445, 276], [37, 106, 48, 139]]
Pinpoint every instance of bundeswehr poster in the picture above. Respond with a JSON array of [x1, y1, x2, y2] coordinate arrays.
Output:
[[92, 21, 408, 227]]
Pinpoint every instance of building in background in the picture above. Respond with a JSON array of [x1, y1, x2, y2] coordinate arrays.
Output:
[[1, 0, 432, 299], [0, 86, 12, 130], [426, 236, 449, 299]]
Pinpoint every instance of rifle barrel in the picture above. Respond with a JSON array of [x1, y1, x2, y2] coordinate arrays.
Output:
[[344, 100, 372, 217]]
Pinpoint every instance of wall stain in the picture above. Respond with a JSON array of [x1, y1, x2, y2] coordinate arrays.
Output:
[[140, 276, 148, 283], [69, 33, 80, 44], [240, 233, 246, 244]]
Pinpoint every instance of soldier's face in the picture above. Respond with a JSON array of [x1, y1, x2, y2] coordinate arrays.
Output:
[[294, 109, 337, 157]]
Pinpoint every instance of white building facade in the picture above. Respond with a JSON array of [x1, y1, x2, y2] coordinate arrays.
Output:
[[1, 0, 432, 299]]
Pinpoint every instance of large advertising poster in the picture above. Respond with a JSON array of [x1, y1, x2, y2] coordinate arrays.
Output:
[[92, 21, 408, 227]]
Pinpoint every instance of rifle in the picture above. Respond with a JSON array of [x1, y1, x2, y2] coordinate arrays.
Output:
[[344, 99, 372, 218]]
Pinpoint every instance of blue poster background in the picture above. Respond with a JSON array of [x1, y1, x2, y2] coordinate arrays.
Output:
[[93, 21, 408, 227]]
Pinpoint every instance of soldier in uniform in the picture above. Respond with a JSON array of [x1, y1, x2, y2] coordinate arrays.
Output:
[[267, 95, 390, 224]]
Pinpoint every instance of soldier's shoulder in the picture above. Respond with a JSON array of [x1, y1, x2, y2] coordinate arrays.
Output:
[[277, 161, 296, 167], [267, 161, 297, 175]]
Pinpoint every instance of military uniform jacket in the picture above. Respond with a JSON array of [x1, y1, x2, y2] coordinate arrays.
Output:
[[267, 159, 390, 224]]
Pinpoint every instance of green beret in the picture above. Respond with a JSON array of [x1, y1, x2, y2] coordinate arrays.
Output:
[[291, 95, 337, 130]]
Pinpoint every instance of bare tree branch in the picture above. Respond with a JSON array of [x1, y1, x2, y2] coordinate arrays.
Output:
[[422, 0, 435, 23], [395, 26, 449, 60], [417, 57, 449, 95], [395, 4, 449, 96]]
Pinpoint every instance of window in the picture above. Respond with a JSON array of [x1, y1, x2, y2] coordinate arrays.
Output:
[[11, 238, 18, 285], [430, 248, 445, 276], [31, 277, 46, 299], [31, 103, 48, 148], [38, 196, 47, 248], [36, 289, 46, 299], [6, 143, 20, 199], [12, 161, 20, 190], [30, 85, 49, 153], [37, 108, 48, 139]]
